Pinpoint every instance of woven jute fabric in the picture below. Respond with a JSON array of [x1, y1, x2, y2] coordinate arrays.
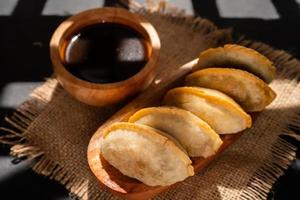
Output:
[[1, 1, 300, 200]]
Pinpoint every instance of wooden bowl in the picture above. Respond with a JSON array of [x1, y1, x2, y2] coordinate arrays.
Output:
[[87, 59, 254, 200], [50, 8, 160, 106]]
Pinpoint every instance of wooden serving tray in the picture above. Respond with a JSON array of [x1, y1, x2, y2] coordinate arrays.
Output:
[[87, 59, 249, 200]]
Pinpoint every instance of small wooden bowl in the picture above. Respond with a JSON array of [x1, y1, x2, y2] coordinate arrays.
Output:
[[50, 8, 160, 106]]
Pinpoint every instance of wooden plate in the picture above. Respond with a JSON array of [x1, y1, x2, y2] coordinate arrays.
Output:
[[87, 59, 251, 200]]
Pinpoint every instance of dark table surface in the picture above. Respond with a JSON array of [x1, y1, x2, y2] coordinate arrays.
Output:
[[0, 0, 299, 199]]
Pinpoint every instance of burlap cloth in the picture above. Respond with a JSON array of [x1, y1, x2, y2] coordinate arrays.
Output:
[[1, 1, 300, 200]]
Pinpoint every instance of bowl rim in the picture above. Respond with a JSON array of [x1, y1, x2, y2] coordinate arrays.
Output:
[[50, 7, 161, 90]]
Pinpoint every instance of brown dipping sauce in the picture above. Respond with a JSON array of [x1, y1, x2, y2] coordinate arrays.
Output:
[[63, 23, 149, 83]]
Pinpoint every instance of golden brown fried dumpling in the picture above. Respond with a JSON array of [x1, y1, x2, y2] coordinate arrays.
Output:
[[186, 68, 276, 112], [101, 122, 194, 186], [194, 44, 276, 83], [164, 87, 252, 134], [128, 107, 223, 157]]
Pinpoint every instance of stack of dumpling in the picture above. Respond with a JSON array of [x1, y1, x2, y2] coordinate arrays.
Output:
[[100, 45, 277, 186]]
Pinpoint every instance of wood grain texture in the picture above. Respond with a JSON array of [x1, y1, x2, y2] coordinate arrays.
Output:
[[87, 59, 251, 199], [50, 8, 160, 106]]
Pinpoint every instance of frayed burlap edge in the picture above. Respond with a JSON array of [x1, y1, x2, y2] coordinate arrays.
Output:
[[1, 2, 300, 200], [237, 40, 300, 200]]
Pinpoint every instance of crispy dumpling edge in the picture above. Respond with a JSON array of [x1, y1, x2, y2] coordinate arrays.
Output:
[[194, 44, 276, 83], [102, 122, 195, 176], [186, 68, 277, 111], [163, 86, 252, 129], [128, 106, 222, 142]]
